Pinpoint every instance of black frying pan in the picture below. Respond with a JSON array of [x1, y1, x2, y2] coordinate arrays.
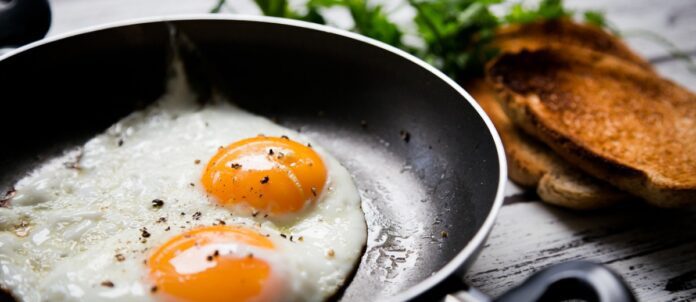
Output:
[[0, 2, 634, 301]]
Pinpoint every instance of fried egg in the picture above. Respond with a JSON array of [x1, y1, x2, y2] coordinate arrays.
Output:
[[0, 69, 367, 302]]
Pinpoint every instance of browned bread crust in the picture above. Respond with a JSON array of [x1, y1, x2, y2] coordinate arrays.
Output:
[[467, 79, 629, 209], [536, 169, 628, 209], [493, 19, 652, 71], [489, 46, 696, 207]]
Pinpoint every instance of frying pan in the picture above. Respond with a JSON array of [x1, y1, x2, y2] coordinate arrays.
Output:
[[0, 1, 635, 301]]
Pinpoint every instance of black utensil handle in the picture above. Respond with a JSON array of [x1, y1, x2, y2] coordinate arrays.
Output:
[[495, 261, 636, 302], [438, 261, 634, 302], [0, 0, 51, 48]]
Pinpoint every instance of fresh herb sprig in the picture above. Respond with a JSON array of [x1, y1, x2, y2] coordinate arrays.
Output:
[[408, 0, 501, 77]]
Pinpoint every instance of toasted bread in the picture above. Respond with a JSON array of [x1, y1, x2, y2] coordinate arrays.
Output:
[[493, 19, 652, 71], [489, 47, 696, 207], [467, 19, 643, 209], [467, 79, 629, 209], [536, 169, 628, 209]]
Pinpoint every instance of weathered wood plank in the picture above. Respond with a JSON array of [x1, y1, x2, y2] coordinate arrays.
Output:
[[465, 195, 696, 302]]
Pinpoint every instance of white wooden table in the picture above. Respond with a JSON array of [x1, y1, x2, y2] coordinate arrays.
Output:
[[46, 1, 696, 301]]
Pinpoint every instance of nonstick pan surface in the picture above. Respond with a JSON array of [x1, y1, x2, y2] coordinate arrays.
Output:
[[0, 16, 506, 301]]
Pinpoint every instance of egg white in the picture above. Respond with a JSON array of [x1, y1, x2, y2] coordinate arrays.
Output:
[[0, 71, 366, 302]]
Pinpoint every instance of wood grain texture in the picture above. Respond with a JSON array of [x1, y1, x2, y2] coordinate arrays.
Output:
[[40, 0, 696, 301], [466, 189, 696, 301]]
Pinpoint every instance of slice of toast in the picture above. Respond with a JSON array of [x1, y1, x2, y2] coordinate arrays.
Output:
[[464, 20, 645, 209], [467, 79, 629, 209], [489, 46, 696, 207]]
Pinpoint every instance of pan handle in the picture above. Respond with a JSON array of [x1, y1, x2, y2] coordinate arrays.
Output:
[[0, 0, 51, 48], [494, 261, 636, 302], [440, 261, 635, 302]]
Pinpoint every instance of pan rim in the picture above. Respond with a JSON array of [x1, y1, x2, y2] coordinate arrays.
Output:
[[0, 14, 507, 301]]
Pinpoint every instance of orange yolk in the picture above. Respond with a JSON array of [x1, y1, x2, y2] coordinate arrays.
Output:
[[148, 226, 279, 302], [201, 136, 327, 216]]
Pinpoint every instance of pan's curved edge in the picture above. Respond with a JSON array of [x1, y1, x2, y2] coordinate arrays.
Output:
[[0, 14, 507, 301]]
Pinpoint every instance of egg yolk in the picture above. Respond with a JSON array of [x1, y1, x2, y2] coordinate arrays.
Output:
[[201, 136, 327, 216], [148, 226, 279, 302]]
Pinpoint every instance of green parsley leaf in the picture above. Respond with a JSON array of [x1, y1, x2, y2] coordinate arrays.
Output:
[[583, 10, 606, 27]]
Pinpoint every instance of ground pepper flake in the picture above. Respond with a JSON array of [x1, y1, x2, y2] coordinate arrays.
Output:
[[115, 254, 126, 262], [101, 281, 115, 288], [400, 130, 411, 143], [152, 199, 164, 208], [260, 176, 269, 184], [192, 212, 202, 220], [141, 228, 151, 238], [230, 163, 242, 169]]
